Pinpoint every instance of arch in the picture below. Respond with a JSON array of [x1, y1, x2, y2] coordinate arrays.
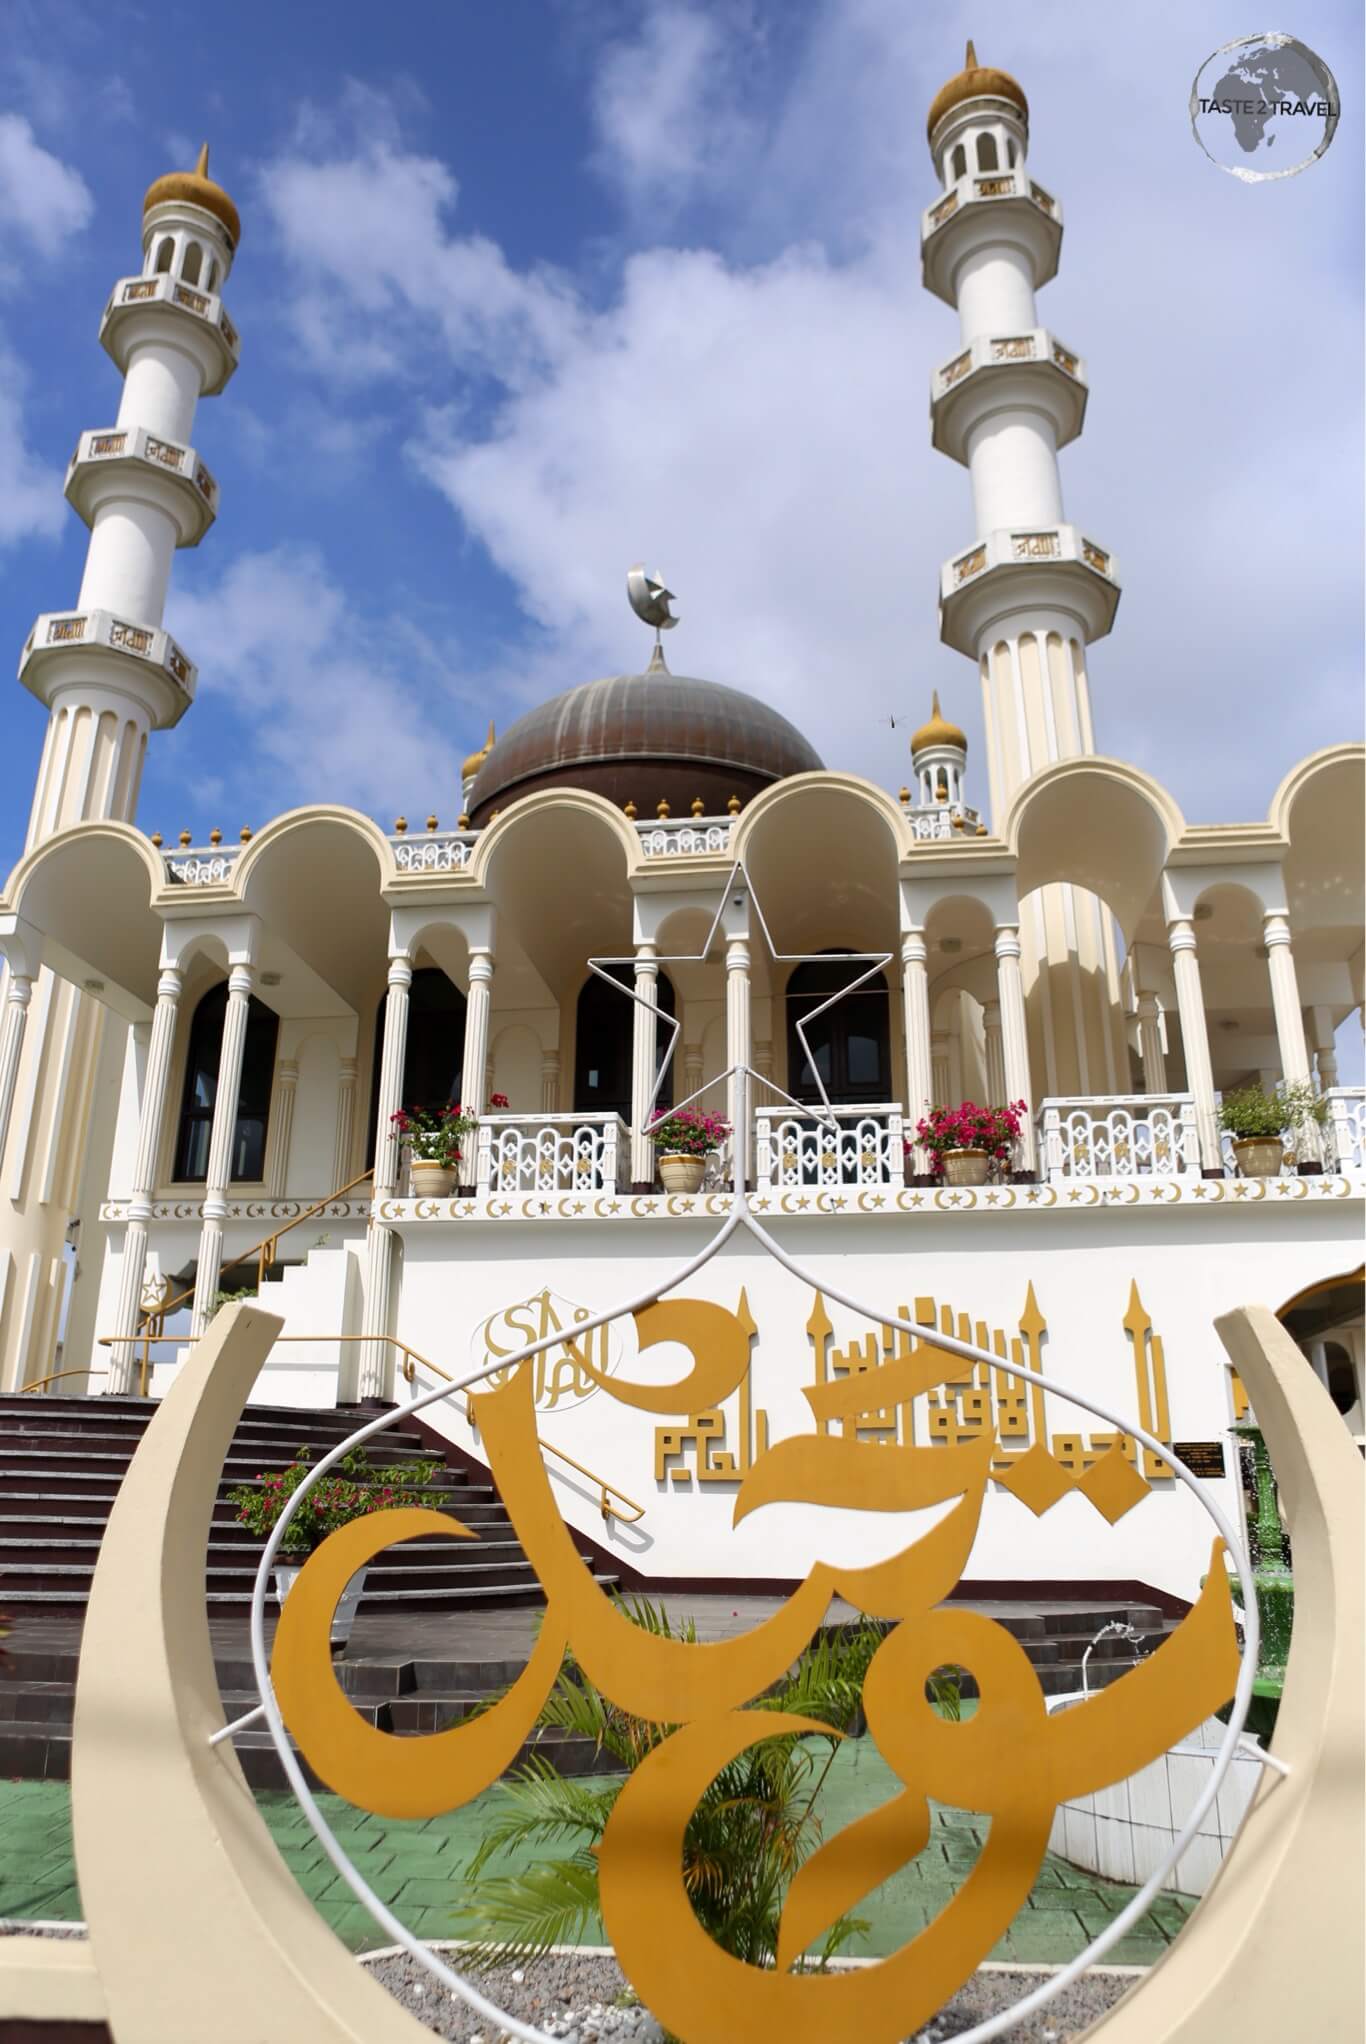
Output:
[[735, 773, 904, 959], [155, 236, 174, 274], [784, 952, 891, 1106], [1007, 139, 1017, 166], [234, 807, 395, 1015], [204, 256, 217, 291], [1268, 745, 1365, 952], [573, 965, 676, 1120], [2, 820, 165, 1017], [181, 240, 203, 285], [172, 982, 280, 1183], [475, 789, 639, 1000], [951, 142, 967, 180], [976, 132, 999, 170], [1006, 756, 1185, 942], [366, 968, 467, 1166]]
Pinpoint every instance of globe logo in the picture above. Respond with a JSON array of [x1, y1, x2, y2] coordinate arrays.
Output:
[[1190, 33, 1340, 181]]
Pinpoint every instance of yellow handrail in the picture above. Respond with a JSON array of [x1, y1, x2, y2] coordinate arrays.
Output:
[[143, 1168, 375, 1327], [93, 1328, 646, 1526], [20, 1364, 119, 1396]]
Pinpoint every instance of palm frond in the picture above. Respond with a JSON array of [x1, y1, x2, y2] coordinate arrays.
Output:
[[450, 1855, 601, 1970], [464, 1758, 618, 1879]]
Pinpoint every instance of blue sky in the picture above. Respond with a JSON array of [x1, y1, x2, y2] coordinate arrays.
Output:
[[0, 0, 1361, 877]]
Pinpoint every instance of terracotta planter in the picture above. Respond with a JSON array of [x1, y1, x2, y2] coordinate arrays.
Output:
[[1233, 1137, 1285, 1179], [657, 1153, 707, 1194], [410, 1161, 457, 1198], [275, 1562, 369, 1647], [940, 1146, 991, 1188]]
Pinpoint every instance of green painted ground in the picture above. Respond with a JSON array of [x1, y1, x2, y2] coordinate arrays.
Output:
[[0, 1746, 1194, 1966]]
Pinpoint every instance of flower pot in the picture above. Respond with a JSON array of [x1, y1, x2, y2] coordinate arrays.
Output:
[[941, 1146, 991, 1188], [657, 1153, 706, 1194], [275, 1562, 369, 1647], [1233, 1137, 1285, 1179], [410, 1161, 456, 1197]]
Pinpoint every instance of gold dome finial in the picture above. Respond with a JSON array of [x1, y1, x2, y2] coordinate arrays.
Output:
[[927, 41, 1028, 145], [911, 691, 967, 757], [144, 142, 241, 248], [462, 717, 497, 784]]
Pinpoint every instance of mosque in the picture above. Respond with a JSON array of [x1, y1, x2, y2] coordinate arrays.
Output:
[[0, 50, 1361, 1609]]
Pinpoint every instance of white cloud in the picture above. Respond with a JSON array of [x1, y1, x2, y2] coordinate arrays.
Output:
[[0, 334, 65, 547], [0, 113, 92, 255], [589, 2, 764, 217], [253, 1, 1361, 828], [167, 547, 465, 818]]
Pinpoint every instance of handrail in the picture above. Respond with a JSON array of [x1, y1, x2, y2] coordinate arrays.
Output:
[[93, 1327, 646, 1526], [20, 1364, 118, 1396], [142, 1168, 375, 1328]]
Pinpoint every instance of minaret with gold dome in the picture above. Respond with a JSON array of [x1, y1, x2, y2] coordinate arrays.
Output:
[[922, 44, 1126, 1097], [0, 150, 242, 1391], [461, 720, 496, 812]]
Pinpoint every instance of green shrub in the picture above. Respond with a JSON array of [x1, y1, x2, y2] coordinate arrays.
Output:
[[1216, 1081, 1326, 1141]]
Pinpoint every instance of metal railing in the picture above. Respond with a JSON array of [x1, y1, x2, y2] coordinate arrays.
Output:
[[755, 1103, 905, 1190], [1039, 1095, 1199, 1181], [474, 1113, 629, 1195]]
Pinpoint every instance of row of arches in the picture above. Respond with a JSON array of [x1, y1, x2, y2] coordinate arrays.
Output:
[[149, 235, 219, 291], [949, 131, 1017, 179]]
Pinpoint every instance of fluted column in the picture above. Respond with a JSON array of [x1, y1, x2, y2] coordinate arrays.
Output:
[[333, 1055, 357, 1188], [0, 971, 35, 1169], [725, 932, 751, 1167], [683, 1044, 704, 1105], [265, 1057, 298, 1197], [931, 1030, 951, 1105], [460, 949, 494, 1116], [994, 924, 1037, 1175], [359, 954, 412, 1404], [1137, 992, 1167, 1094], [629, 942, 659, 1187], [107, 965, 182, 1388], [190, 963, 253, 1335], [1166, 917, 1220, 1173], [540, 1048, 560, 1114], [983, 998, 1006, 1104], [901, 929, 933, 1176], [1263, 911, 1319, 1166]]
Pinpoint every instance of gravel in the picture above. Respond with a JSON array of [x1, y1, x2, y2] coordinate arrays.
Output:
[[362, 1945, 1139, 2041]]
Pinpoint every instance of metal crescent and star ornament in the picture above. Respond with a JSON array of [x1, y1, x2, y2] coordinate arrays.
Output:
[[627, 563, 679, 632]]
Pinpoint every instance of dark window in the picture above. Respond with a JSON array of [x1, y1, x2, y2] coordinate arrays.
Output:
[[951, 143, 967, 180], [173, 984, 279, 1183], [366, 968, 467, 1165], [977, 133, 999, 171], [574, 966, 676, 1121], [785, 953, 891, 1106]]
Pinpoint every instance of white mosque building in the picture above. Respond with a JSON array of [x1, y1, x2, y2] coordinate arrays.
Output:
[[0, 52, 1361, 1606]]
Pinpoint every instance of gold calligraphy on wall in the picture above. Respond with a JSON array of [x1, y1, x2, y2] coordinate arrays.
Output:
[[473, 1286, 617, 1411], [655, 1279, 1176, 1524]]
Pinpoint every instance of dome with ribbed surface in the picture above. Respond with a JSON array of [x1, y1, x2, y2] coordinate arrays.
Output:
[[467, 660, 823, 825]]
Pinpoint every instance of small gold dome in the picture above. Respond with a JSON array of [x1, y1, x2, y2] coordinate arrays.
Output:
[[911, 691, 967, 756], [462, 718, 496, 783], [927, 40, 1028, 144], [144, 144, 241, 248]]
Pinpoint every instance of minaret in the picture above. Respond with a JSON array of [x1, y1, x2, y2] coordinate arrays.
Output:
[[910, 692, 968, 811], [922, 46, 1127, 1096], [461, 720, 496, 812], [0, 149, 240, 1389]]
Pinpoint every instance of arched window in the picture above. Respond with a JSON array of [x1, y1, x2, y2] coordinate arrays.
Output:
[[367, 968, 467, 1164], [977, 133, 999, 171], [182, 240, 203, 285], [785, 953, 891, 1106], [951, 143, 967, 181], [173, 984, 280, 1182], [204, 256, 217, 290], [1007, 140, 1017, 167], [574, 966, 676, 1122], [154, 237, 174, 274]]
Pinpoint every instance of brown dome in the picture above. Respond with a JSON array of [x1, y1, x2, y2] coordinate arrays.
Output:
[[468, 660, 823, 825], [927, 41, 1028, 144]]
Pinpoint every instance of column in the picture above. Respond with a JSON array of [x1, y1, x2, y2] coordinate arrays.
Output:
[[332, 1056, 358, 1188], [1311, 1009, 1339, 1092], [190, 963, 254, 1335], [994, 924, 1038, 1175], [1263, 911, 1319, 1167], [108, 965, 182, 1390], [1166, 917, 1221, 1174], [901, 929, 933, 1176], [540, 1047, 560, 1114], [683, 1043, 704, 1106], [359, 955, 411, 1402], [982, 999, 1006, 1104], [0, 971, 34, 1168], [725, 931, 751, 1176], [629, 941, 659, 1188], [931, 1031, 951, 1105], [1137, 992, 1167, 1094], [460, 948, 494, 1115], [265, 1058, 298, 1198]]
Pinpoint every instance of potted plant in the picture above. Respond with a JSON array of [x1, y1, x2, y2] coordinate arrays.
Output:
[[391, 1102, 477, 1196], [227, 1446, 449, 1647], [912, 1100, 1027, 1187], [647, 1106, 731, 1194], [1216, 1081, 1326, 1178]]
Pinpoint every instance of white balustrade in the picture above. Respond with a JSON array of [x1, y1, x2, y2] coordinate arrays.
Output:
[[1323, 1087, 1364, 1172], [636, 819, 732, 857], [391, 833, 474, 873], [165, 848, 239, 885], [755, 1104, 904, 1192], [474, 1112, 629, 1195], [1038, 1095, 1199, 1181]]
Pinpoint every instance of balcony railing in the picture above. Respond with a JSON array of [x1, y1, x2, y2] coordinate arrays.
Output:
[[755, 1104, 905, 1191], [474, 1112, 629, 1195], [1039, 1095, 1199, 1181], [1325, 1087, 1365, 1172]]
